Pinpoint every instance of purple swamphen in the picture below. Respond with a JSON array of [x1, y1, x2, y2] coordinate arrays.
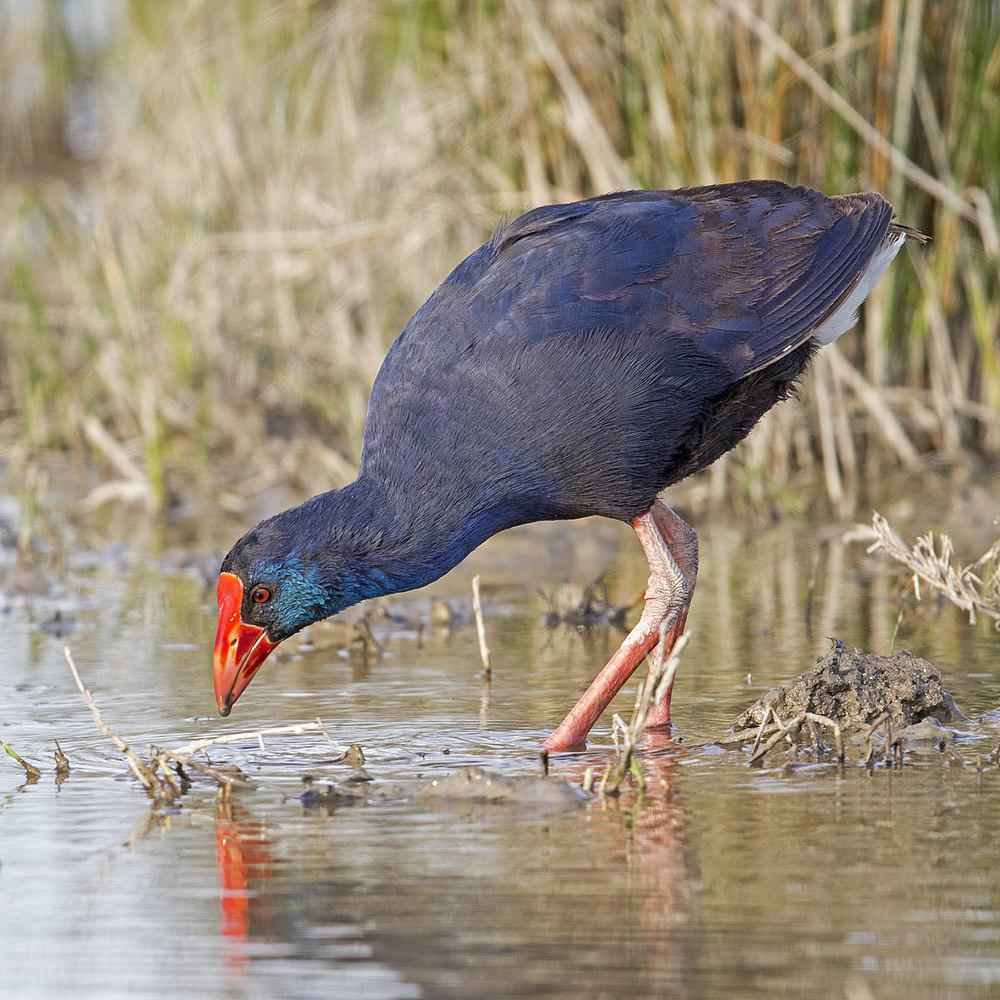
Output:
[[213, 180, 919, 751]]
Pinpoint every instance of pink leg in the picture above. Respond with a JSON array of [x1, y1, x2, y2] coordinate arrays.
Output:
[[642, 608, 688, 730], [543, 501, 698, 752]]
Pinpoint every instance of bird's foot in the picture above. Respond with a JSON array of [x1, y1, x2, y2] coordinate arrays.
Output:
[[642, 702, 672, 731], [542, 733, 588, 754]]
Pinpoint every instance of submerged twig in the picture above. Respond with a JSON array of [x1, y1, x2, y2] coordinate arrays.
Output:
[[747, 713, 806, 765], [750, 707, 776, 757], [806, 716, 822, 755], [170, 720, 345, 759], [471, 575, 492, 680], [154, 749, 250, 799], [728, 709, 843, 764], [805, 713, 844, 761], [862, 712, 891, 766], [53, 740, 70, 779]]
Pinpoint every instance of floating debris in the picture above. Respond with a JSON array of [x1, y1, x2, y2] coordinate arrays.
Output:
[[289, 614, 382, 658], [53, 740, 70, 785], [542, 573, 638, 629], [298, 778, 365, 811], [2, 741, 42, 783], [39, 610, 76, 637]]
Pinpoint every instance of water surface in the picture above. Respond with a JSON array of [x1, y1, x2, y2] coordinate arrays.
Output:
[[1, 488, 998, 999]]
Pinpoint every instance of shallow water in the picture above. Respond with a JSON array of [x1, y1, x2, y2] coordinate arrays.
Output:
[[1, 493, 999, 999]]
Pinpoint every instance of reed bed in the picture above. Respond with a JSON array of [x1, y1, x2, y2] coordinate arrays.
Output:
[[0, 0, 996, 513]]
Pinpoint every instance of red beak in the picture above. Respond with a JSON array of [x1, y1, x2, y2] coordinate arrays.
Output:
[[213, 572, 279, 716]]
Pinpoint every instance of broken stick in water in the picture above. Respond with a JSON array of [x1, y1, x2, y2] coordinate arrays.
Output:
[[53, 739, 70, 780], [64, 645, 350, 801], [2, 741, 42, 782], [747, 713, 806, 765], [153, 748, 250, 800], [471, 574, 492, 681], [170, 719, 345, 758], [64, 646, 171, 799]]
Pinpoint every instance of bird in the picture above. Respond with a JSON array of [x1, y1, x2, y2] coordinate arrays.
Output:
[[213, 179, 920, 752]]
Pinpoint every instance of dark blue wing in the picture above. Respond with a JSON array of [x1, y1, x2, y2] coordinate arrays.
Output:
[[360, 182, 897, 524], [434, 181, 893, 379]]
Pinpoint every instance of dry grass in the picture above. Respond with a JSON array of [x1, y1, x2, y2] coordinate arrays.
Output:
[[600, 627, 688, 796], [0, 1, 997, 512], [857, 512, 1000, 626]]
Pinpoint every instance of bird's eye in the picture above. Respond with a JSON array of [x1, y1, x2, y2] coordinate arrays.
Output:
[[251, 586, 272, 604]]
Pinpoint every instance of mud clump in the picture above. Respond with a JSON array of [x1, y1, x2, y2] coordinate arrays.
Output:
[[732, 639, 962, 735]]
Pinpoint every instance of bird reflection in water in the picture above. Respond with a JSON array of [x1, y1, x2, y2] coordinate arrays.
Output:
[[215, 797, 273, 969], [575, 730, 690, 914], [207, 734, 691, 992]]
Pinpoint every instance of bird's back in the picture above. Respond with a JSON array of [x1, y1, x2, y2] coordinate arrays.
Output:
[[361, 181, 908, 525]]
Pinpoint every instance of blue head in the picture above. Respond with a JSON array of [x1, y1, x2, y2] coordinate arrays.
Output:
[[212, 488, 391, 715], [212, 477, 504, 716]]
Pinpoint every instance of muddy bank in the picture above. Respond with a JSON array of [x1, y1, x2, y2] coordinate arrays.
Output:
[[716, 641, 1000, 769], [731, 639, 963, 735]]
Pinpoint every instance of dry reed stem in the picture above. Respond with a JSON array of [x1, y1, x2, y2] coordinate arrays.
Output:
[[826, 346, 920, 468], [1, 1, 995, 509], [858, 513, 1000, 626], [719, 0, 979, 224], [471, 575, 492, 680], [170, 720, 345, 758], [64, 647, 169, 799], [600, 627, 689, 796]]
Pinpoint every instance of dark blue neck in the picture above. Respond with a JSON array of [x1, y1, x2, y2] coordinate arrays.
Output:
[[291, 474, 539, 604]]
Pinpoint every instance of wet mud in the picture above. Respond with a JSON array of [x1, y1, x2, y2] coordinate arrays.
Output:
[[731, 637, 964, 734]]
